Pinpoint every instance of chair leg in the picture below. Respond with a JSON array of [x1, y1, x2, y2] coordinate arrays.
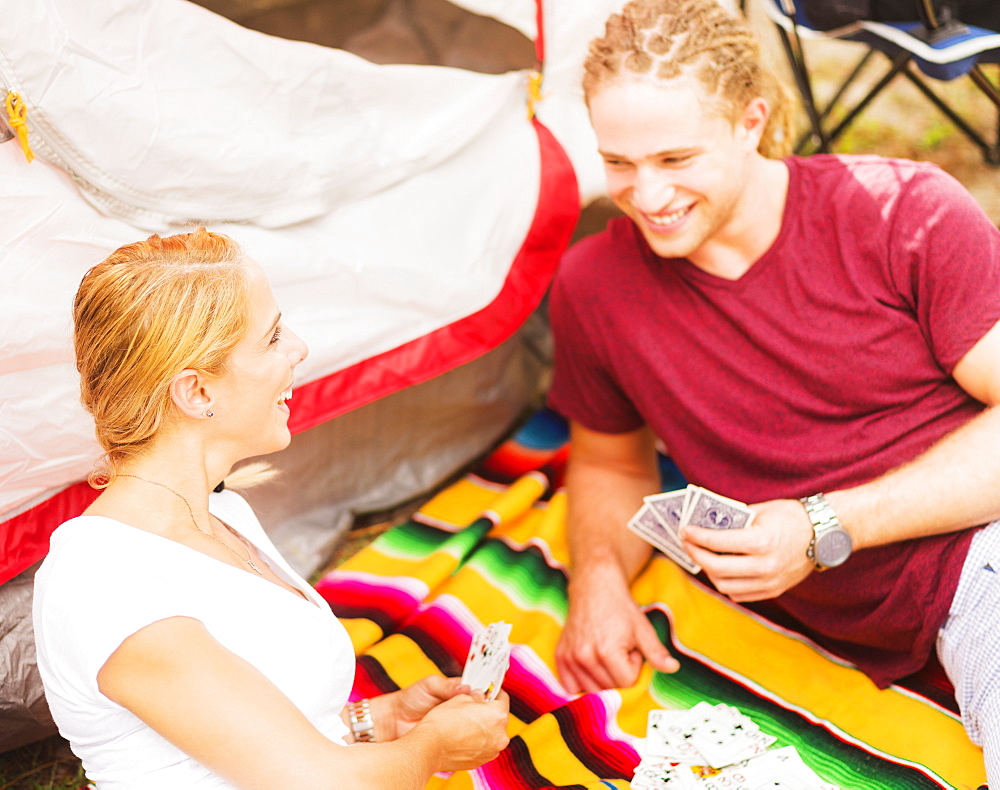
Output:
[[774, 24, 830, 153], [900, 67, 998, 163], [815, 51, 877, 126], [792, 51, 877, 153], [967, 65, 1000, 164], [896, 63, 1000, 166], [821, 50, 913, 149]]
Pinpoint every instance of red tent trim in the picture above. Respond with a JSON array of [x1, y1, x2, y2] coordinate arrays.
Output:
[[0, 118, 580, 586]]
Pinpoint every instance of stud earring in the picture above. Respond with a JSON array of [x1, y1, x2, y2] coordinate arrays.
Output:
[[202, 411, 214, 418]]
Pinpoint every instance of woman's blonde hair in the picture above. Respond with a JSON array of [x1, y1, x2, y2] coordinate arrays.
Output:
[[73, 228, 251, 486], [582, 0, 793, 159]]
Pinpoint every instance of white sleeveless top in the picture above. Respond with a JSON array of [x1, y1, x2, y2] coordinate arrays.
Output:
[[33, 489, 354, 789]]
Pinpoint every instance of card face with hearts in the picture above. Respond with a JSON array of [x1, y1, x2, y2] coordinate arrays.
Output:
[[460, 621, 512, 701], [645, 703, 775, 768], [633, 705, 835, 789]]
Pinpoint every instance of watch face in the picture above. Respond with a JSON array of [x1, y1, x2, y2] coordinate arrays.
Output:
[[816, 529, 852, 567]]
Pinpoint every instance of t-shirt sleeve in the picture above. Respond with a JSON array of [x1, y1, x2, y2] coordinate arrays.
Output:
[[888, 165, 1000, 373], [546, 238, 646, 434], [34, 530, 205, 703]]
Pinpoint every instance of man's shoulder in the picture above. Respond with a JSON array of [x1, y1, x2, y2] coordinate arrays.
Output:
[[786, 154, 965, 230], [790, 153, 952, 197]]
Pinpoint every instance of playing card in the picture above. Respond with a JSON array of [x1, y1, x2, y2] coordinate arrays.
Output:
[[461, 621, 511, 701], [638, 707, 836, 790], [697, 746, 835, 789], [690, 718, 776, 768], [628, 503, 701, 574], [645, 709, 708, 762], [629, 503, 683, 550], [684, 487, 754, 531], [686, 703, 776, 768], [631, 758, 700, 789], [680, 485, 698, 527], [644, 489, 688, 540]]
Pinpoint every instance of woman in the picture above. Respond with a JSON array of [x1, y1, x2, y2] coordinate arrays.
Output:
[[33, 228, 509, 789]]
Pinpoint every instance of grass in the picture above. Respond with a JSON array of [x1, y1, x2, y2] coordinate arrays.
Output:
[[0, 739, 88, 790]]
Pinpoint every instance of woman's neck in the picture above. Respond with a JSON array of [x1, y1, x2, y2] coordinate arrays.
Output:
[[88, 432, 236, 537]]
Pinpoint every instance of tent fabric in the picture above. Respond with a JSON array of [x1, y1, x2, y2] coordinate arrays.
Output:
[[316, 410, 985, 789], [1, 0, 534, 230], [0, 115, 577, 587], [0, 0, 580, 586], [0, 564, 55, 753]]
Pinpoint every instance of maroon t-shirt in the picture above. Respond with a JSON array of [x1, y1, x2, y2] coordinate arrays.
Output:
[[548, 155, 1000, 687]]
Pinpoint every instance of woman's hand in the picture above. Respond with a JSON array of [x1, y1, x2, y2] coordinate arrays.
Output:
[[368, 675, 470, 741], [409, 690, 510, 772]]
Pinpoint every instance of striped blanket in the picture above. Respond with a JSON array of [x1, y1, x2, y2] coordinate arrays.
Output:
[[315, 411, 985, 789]]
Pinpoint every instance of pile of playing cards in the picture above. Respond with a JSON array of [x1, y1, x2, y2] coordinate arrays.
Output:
[[632, 702, 838, 789], [628, 485, 754, 574], [460, 621, 511, 702]]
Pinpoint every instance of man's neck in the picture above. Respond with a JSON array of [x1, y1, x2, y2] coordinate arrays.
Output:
[[688, 158, 790, 281]]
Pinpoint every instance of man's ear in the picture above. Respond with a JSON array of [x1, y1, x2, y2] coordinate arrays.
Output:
[[739, 97, 770, 151], [168, 369, 215, 419]]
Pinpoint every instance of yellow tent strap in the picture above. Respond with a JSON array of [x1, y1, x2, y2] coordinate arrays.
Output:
[[526, 69, 543, 120], [5, 91, 35, 163]]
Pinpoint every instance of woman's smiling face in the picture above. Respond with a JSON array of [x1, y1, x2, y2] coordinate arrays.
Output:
[[210, 262, 308, 458]]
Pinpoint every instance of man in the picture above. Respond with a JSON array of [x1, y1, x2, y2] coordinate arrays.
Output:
[[547, 0, 1000, 780]]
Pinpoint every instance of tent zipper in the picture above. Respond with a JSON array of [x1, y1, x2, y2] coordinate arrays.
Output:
[[0, 42, 274, 229], [0, 77, 180, 227]]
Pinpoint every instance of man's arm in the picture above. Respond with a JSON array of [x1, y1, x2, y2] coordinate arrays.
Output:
[[555, 421, 680, 693], [683, 320, 1000, 602]]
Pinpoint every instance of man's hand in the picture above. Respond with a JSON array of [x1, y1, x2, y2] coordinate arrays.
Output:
[[555, 566, 679, 693], [681, 498, 815, 602]]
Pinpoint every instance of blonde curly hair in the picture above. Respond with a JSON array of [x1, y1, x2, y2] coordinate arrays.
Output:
[[583, 0, 793, 159]]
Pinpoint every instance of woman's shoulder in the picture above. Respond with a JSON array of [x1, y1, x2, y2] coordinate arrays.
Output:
[[45, 513, 135, 560], [209, 488, 265, 539], [36, 514, 158, 594]]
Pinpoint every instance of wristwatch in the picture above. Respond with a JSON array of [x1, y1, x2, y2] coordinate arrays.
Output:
[[799, 494, 853, 571]]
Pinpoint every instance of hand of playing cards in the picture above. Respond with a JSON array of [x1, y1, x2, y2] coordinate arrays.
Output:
[[633, 702, 838, 789], [460, 621, 512, 702], [628, 485, 754, 574]]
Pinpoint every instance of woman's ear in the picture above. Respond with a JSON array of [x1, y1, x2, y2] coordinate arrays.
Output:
[[168, 369, 215, 420]]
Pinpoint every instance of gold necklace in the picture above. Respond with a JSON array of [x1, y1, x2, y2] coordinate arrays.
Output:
[[117, 474, 263, 575]]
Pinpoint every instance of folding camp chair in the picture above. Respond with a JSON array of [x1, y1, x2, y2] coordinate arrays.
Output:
[[757, 0, 1000, 163]]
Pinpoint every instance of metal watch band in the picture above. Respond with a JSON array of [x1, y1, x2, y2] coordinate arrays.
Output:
[[799, 493, 850, 571], [348, 698, 376, 743]]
